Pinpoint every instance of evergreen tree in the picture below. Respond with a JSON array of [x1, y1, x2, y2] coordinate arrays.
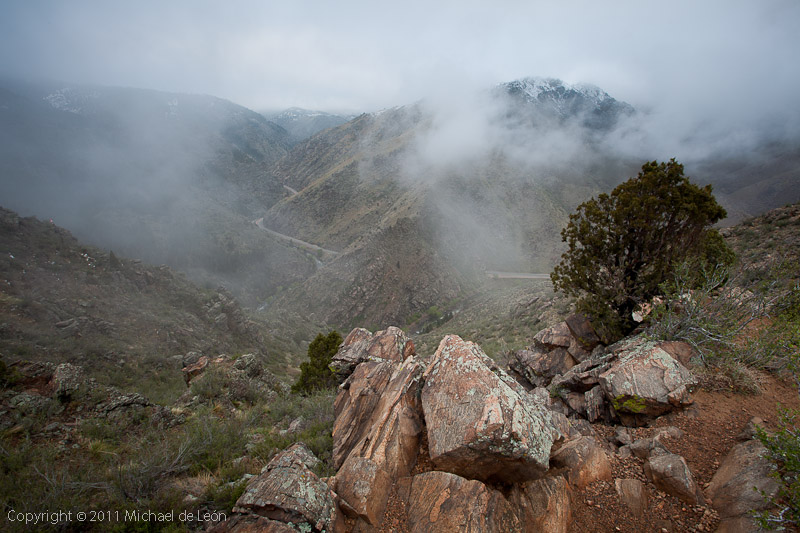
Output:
[[550, 159, 729, 340], [291, 330, 343, 394]]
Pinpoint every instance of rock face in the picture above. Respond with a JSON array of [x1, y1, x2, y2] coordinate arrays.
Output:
[[331, 333, 425, 529], [406, 471, 522, 533], [421, 335, 556, 484], [334, 456, 392, 525], [707, 438, 780, 530], [232, 443, 340, 532], [332, 357, 424, 475]]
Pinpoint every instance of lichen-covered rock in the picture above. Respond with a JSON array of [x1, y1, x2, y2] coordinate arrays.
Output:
[[51, 363, 86, 400], [332, 356, 424, 475], [508, 475, 572, 533], [550, 436, 612, 490], [331, 326, 415, 380], [643, 453, 705, 505], [421, 335, 555, 484], [407, 471, 521, 533], [233, 443, 339, 532], [599, 336, 696, 425]]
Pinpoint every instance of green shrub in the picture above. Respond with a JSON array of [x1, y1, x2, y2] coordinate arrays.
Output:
[[291, 331, 342, 394], [755, 410, 800, 529]]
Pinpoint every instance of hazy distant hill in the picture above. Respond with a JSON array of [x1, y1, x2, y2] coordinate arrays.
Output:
[[266, 107, 354, 143], [1, 76, 796, 325], [0, 80, 317, 305], [257, 81, 644, 329]]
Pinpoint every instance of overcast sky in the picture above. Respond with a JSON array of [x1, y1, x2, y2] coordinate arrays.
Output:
[[1, 0, 799, 134]]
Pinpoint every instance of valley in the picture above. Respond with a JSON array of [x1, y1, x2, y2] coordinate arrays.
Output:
[[0, 74, 799, 532]]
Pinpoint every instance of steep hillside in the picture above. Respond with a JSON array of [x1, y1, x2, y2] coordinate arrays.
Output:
[[0, 207, 318, 399], [257, 83, 642, 329], [0, 80, 313, 305]]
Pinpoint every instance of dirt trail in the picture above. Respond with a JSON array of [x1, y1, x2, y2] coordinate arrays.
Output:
[[570, 372, 800, 532]]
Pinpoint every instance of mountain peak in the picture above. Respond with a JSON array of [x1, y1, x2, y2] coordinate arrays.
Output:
[[502, 77, 612, 106], [498, 76, 634, 130]]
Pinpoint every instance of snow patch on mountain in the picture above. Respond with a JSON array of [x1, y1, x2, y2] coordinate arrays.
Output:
[[43, 87, 98, 114]]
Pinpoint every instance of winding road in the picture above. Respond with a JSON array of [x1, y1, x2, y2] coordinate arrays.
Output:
[[253, 218, 340, 258], [485, 271, 551, 280]]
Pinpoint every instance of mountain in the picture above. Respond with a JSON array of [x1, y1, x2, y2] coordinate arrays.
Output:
[[256, 86, 642, 330], [266, 107, 354, 143], [2, 75, 796, 325], [0, 79, 319, 305], [497, 76, 635, 131]]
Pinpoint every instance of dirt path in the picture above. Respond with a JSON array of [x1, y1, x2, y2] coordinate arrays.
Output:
[[570, 372, 800, 532], [252, 218, 340, 257]]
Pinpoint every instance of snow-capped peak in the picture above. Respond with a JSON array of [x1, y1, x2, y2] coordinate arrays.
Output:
[[501, 77, 610, 106]]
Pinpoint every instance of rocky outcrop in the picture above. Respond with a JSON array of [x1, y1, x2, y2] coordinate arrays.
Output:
[[182, 355, 210, 386], [230, 443, 341, 532], [406, 471, 522, 532], [51, 363, 87, 400], [178, 353, 284, 408], [331, 326, 416, 380], [421, 335, 556, 484], [330, 335, 425, 530]]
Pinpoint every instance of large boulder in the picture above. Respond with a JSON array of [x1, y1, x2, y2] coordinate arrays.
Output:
[[707, 439, 780, 530], [232, 443, 340, 532], [599, 336, 696, 425], [406, 471, 521, 532], [331, 326, 415, 380], [421, 335, 556, 484]]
